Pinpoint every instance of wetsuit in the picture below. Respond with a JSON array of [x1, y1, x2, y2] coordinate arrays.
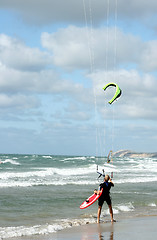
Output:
[[98, 181, 114, 207]]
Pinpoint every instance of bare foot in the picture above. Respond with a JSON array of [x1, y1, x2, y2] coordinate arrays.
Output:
[[111, 219, 116, 223]]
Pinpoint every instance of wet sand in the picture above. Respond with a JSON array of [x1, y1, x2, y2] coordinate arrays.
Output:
[[54, 215, 157, 240], [7, 215, 157, 240]]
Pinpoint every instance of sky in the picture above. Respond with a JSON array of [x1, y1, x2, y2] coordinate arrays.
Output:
[[0, 0, 157, 156]]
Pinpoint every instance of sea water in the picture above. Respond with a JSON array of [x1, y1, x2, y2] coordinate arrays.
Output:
[[0, 154, 156, 239]]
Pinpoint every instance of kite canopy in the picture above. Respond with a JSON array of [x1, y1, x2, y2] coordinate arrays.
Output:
[[103, 82, 122, 104]]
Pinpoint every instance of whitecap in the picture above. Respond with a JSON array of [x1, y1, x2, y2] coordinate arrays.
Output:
[[64, 156, 87, 161], [0, 218, 97, 238], [42, 156, 53, 159], [0, 224, 63, 238], [2, 159, 20, 165], [0, 169, 55, 180], [116, 203, 134, 212], [148, 203, 156, 207]]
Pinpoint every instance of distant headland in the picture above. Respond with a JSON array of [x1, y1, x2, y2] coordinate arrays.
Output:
[[112, 150, 157, 158]]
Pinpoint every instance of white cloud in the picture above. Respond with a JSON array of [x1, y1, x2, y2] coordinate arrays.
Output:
[[0, 34, 51, 71], [0, 25, 156, 124], [140, 40, 157, 71], [41, 24, 157, 78], [0, 33, 88, 98], [0, 29, 156, 122], [41, 27, 91, 70], [0, 61, 85, 97], [0, 93, 39, 109], [90, 69, 157, 120], [41, 26, 143, 71], [1, 1, 157, 155]]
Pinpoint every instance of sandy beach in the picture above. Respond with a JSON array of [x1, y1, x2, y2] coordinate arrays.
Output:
[[8, 215, 157, 240], [0, 155, 156, 239], [54, 215, 157, 240]]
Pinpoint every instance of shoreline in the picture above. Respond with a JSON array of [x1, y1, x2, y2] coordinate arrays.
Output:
[[7, 214, 157, 240], [54, 215, 157, 240]]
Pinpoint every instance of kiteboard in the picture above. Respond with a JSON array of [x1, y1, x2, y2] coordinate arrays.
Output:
[[80, 189, 103, 209]]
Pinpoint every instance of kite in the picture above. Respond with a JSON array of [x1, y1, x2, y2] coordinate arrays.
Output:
[[103, 82, 122, 104]]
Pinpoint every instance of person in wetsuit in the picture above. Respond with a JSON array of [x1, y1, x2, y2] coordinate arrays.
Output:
[[95, 174, 115, 223]]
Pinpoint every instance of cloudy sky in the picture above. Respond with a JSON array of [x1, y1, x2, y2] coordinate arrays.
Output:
[[0, 0, 157, 155]]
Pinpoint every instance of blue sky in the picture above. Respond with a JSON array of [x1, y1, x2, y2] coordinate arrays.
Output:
[[0, 0, 157, 155]]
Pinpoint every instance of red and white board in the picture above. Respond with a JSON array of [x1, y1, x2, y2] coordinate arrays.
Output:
[[80, 189, 103, 209]]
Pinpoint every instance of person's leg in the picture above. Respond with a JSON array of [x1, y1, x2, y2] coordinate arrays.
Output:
[[97, 206, 102, 223], [108, 204, 114, 222]]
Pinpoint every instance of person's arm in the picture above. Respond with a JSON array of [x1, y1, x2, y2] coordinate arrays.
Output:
[[109, 177, 114, 186], [94, 186, 102, 195], [97, 190, 102, 195]]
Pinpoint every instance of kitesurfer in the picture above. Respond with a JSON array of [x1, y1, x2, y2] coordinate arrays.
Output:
[[95, 175, 115, 223], [107, 150, 113, 163]]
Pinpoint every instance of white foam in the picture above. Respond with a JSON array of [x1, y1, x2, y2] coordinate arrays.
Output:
[[42, 156, 53, 159], [0, 169, 55, 179], [113, 191, 151, 195], [54, 165, 96, 176], [64, 156, 87, 161], [1, 159, 20, 165], [103, 208, 119, 216], [0, 179, 98, 188], [116, 203, 134, 212], [148, 203, 156, 207], [0, 224, 63, 238], [0, 218, 96, 238], [115, 176, 157, 184], [0, 164, 97, 179], [113, 209, 119, 214]]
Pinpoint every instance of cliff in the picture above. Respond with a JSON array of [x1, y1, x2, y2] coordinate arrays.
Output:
[[112, 150, 157, 158]]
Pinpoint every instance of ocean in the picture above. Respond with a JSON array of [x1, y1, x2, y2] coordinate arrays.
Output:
[[0, 154, 156, 239]]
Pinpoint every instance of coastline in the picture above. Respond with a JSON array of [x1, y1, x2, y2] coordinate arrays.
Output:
[[0, 154, 156, 239], [112, 149, 157, 158], [49, 215, 157, 240], [7, 215, 157, 240]]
